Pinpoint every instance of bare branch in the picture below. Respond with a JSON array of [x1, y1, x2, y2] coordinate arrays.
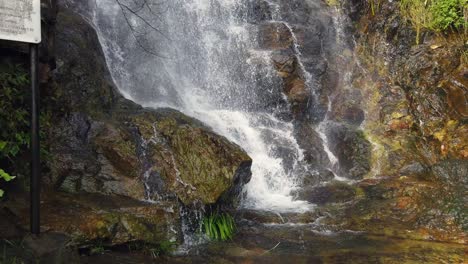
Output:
[[114, 0, 168, 58]]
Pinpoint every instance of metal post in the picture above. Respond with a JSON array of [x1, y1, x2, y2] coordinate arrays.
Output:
[[30, 43, 40, 235]]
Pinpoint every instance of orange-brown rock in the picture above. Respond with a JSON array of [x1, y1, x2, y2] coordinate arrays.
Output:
[[258, 22, 293, 50]]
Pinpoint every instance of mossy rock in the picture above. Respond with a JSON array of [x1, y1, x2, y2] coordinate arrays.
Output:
[[131, 109, 253, 205]]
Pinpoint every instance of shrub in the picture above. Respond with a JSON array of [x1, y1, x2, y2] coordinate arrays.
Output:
[[399, 0, 467, 44], [0, 63, 29, 197], [202, 212, 236, 241], [400, 0, 433, 44], [0, 61, 56, 197]]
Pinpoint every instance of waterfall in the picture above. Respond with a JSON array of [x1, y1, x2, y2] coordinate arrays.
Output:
[[63, 0, 317, 213]]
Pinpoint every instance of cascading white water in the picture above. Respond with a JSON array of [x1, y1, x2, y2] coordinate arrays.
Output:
[[66, 0, 315, 212]]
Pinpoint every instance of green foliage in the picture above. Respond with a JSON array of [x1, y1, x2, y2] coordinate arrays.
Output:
[[0, 169, 15, 197], [430, 0, 467, 31], [400, 0, 433, 44], [0, 62, 56, 197], [399, 0, 467, 44], [202, 212, 236, 241], [368, 0, 382, 16], [0, 64, 28, 197]]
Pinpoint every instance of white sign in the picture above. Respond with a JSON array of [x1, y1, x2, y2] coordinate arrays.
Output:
[[0, 0, 41, 43]]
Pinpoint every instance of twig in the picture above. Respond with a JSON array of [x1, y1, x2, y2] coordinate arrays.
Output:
[[261, 242, 281, 255]]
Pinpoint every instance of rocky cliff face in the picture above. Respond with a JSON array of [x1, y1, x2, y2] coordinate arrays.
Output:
[[253, 0, 373, 181], [321, 0, 467, 243], [347, 0, 467, 173]]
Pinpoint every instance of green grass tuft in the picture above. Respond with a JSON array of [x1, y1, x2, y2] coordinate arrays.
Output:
[[202, 212, 236, 241]]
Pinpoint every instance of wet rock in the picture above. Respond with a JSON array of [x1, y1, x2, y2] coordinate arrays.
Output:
[[399, 162, 428, 178], [277, 0, 326, 25], [4, 192, 182, 246], [345, 0, 467, 177], [0, 208, 25, 239], [356, 7, 468, 162], [342, 0, 366, 21], [293, 23, 327, 57], [131, 110, 253, 206], [49, 115, 145, 199], [285, 78, 308, 102], [442, 69, 468, 118], [326, 124, 371, 180], [269, 48, 312, 117], [295, 181, 359, 205], [246, 0, 272, 23], [294, 123, 330, 167], [255, 0, 338, 124], [330, 89, 365, 126], [322, 171, 467, 243], [301, 169, 335, 187], [271, 49, 297, 78], [23, 233, 80, 264], [238, 209, 322, 224], [258, 22, 293, 50], [431, 159, 468, 185]]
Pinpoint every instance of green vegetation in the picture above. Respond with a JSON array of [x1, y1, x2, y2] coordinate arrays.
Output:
[[0, 62, 56, 198], [202, 212, 236, 241], [0, 64, 29, 198], [400, 0, 467, 44], [430, 0, 467, 31], [400, 0, 433, 44], [0, 169, 15, 197], [369, 0, 382, 16]]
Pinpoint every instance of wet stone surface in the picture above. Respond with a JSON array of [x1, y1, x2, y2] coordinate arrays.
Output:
[[80, 224, 467, 264]]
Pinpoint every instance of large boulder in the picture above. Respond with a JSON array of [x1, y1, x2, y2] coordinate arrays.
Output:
[[130, 110, 252, 206]]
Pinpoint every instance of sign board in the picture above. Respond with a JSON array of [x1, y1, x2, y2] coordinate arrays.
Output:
[[0, 0, 41, 43]]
